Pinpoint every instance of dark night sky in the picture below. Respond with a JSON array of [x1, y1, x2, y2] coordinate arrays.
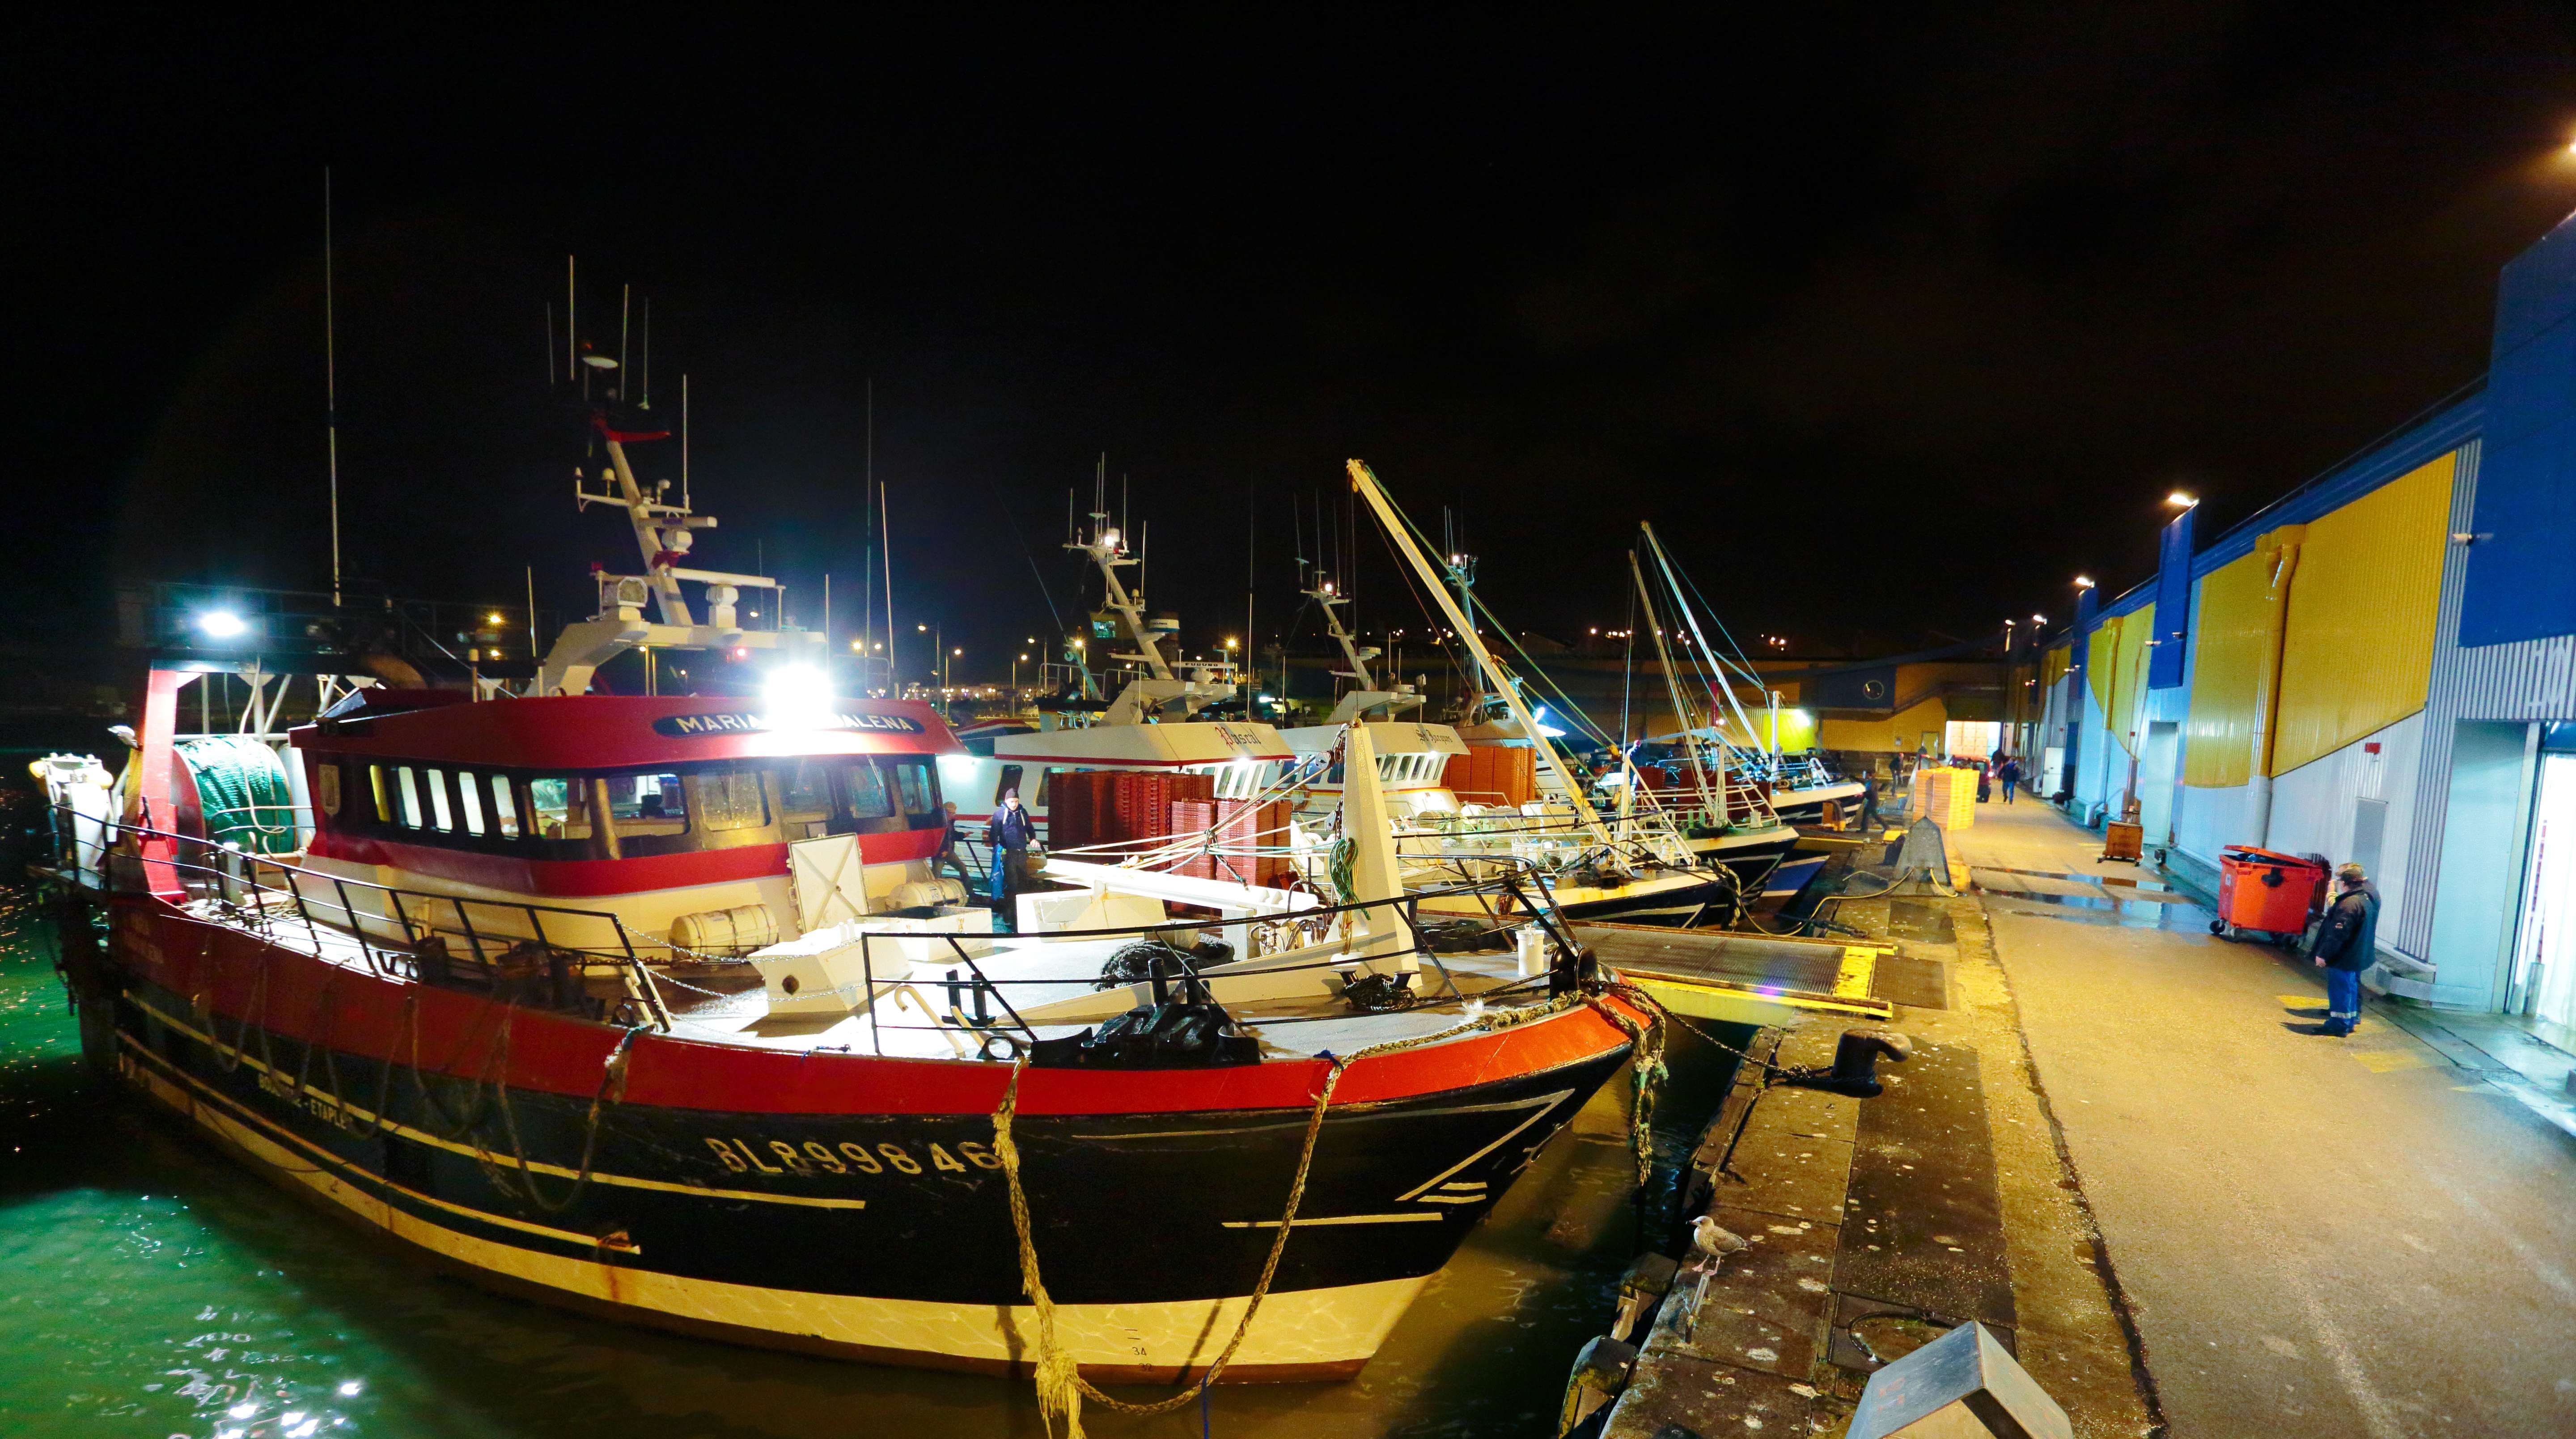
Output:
[[13, 7, 2576, 684]]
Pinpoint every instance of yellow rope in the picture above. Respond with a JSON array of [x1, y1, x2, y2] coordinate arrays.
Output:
[[988, 989, 1636, 1436]]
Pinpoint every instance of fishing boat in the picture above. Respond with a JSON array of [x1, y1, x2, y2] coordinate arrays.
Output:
[[34, 412, 1653, 1387], [937, 496, 1301, 850], [1600, 525, 1814, 900], [1341, 462, 1754, 927]]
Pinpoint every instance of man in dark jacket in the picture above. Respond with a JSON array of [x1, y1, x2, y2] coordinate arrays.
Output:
[[2296, 862, 2379, 1036], [990, 788, 1040, 929]]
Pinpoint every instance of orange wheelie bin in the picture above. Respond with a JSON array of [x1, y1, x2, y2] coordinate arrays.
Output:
[[2213, 845, 2328, 943]]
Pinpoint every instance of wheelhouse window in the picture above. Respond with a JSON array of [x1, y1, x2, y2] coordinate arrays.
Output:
[[325, 754, 942, 857], [777, 756, 928, 839], [422, 768, 455, 831], [690, 766, 769, 832], [488, 775, 519, 838], [455, 771, 485, 836], [606, 773, 687, 833], [527, 777, 590, 840], [838, 760, 895, 821], [890, 758, 937, 819]]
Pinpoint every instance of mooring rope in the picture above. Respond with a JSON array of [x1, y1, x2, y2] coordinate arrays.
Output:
[[1586, 981, 1669, 1190], [988, 986, 1647, 1437], [485, 1021, 640, 1215]]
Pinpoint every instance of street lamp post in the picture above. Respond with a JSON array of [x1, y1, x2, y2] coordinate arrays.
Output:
[[915, 623, 941, 700]]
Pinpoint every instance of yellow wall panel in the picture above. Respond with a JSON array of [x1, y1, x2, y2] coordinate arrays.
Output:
[[2086, 613, 2122, 716], [1820, 696, 1947, 753], [1711, 707, 1820, 752], [2042, 644, 2070, 688], [2183, 552, 2270, 788], [2103, 603, 2154, 757], [2271, 451, 2453, 774]]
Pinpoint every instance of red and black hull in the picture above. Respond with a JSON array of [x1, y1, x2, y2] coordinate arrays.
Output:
[[71, 897, 1638, 1381]]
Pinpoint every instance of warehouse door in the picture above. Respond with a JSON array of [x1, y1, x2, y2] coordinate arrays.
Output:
[[2511, 753, 2576, 1027]]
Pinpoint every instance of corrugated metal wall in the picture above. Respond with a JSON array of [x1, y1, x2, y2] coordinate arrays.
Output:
[[2395, 438, 2576, 964], [2184, 551, 2269, 787], [2270, 451, 2453, 775]]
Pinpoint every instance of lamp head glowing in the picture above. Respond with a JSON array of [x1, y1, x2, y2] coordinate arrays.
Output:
[[2073, 576, 2096, 589], [196, 610, 247, 639], [2166, 490, 2199, 508], [762, 664, 833, 727]]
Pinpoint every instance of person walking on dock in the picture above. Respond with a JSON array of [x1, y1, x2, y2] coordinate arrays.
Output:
[[1997, 754, 2023, 805], [2293, 862, 2379, 1037], [990, 787, 1040, 930]]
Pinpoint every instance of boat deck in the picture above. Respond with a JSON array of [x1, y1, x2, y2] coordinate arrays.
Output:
[[657, 934, 1541, 1062], [159, 890, 1559, 1067]]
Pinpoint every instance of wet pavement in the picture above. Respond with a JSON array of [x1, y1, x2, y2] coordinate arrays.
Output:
[[1954, 800, 2576, 1438]]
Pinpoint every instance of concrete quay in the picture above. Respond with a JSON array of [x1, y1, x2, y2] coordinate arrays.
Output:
[[1598, 796, 2576, 1438], [1600, 860, 2155, 1437]]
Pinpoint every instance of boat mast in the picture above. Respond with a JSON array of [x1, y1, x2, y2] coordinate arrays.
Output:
[[1631, 548, 1724, 824], [1347, 459, 1613, 845], [1318, 582, 1373, 688], [1072, 477, 1174, 683], [322, 167, 341, 608], [1640, 522, 1766, 746]]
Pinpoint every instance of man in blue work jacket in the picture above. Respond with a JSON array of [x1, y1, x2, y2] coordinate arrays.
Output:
[[2292, 863, 2378, 1037], [990, 788, 1041, 930]]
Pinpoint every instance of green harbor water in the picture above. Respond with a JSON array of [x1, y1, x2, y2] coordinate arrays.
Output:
[[0, 882, 1741, 1439]]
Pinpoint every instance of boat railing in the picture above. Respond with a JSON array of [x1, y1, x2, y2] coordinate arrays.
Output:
[[38, 807, 674, 1031], [830, 859, 1591, 1061]]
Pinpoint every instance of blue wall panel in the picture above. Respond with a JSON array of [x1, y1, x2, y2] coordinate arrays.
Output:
[[2462, 216, 2576, 648], [2149, 509, 2194, 688]]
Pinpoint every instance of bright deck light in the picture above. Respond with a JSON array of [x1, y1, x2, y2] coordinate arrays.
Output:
[[197, 610, 248, 639], [762, 664, 833, 727], [2166, 491, 2199, 508]]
